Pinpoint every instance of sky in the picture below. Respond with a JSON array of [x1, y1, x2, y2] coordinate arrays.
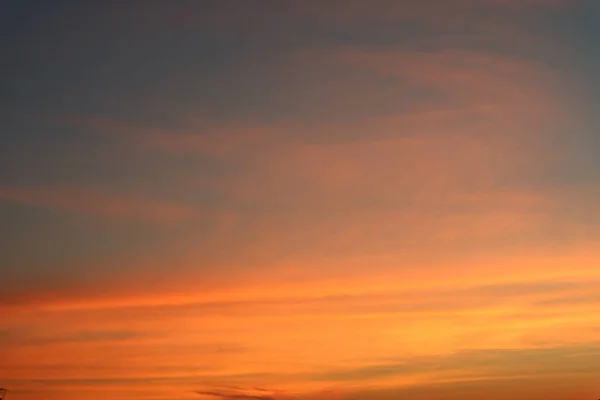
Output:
[[1, 0, 600, 399]]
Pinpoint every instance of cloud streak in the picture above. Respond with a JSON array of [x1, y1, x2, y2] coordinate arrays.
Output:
[[195, 388, 276, 400], [0, 186, 196, 223]]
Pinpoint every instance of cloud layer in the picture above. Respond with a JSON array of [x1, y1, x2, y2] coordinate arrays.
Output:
[[1, 1, 599, 400]]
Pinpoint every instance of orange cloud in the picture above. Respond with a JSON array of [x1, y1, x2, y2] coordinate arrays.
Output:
[[3, 252, 600, 399]]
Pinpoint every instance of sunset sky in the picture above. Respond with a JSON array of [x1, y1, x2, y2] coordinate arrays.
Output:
[[2, 1, 600, 399]]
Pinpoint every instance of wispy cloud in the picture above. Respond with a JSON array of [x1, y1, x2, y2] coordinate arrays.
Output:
[[195, 387, 277, 400], [0, 186, 196, 223]]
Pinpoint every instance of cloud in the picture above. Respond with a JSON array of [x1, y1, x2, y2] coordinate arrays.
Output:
[[0, 186, 196, 223], [3, 251, 600, 399], [195, 388, 276, 400], [114, 0, 570, 31], [1, 329, 143, 347], [312, 344, 600, 383], [3, 243, 600, 315]]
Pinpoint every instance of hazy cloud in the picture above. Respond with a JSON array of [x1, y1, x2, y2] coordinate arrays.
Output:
[[0, 186, 197, 223]]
